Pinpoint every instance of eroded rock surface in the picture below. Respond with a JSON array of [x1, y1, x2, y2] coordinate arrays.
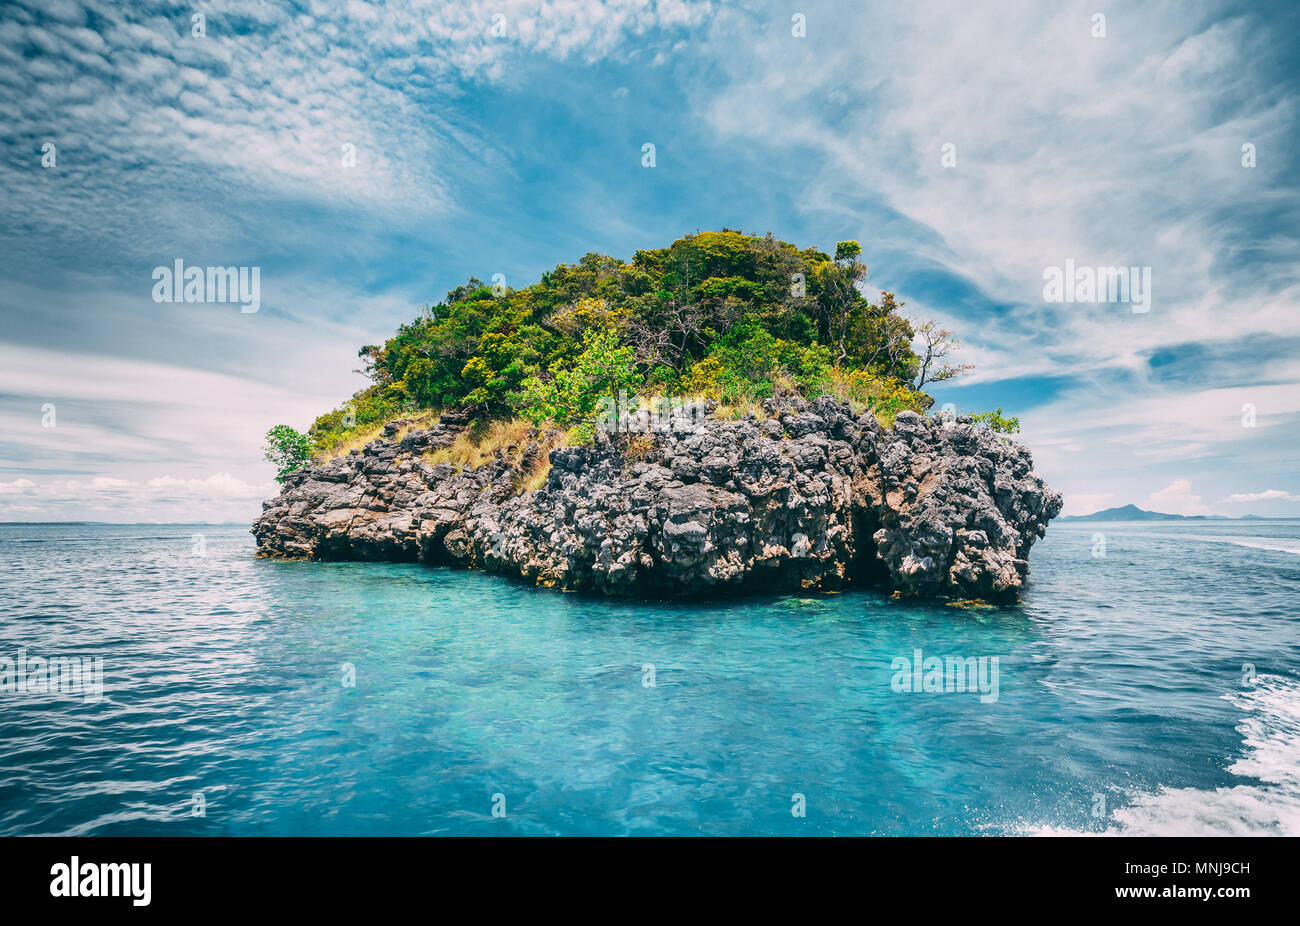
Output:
[[252, 399, 1062, 601]]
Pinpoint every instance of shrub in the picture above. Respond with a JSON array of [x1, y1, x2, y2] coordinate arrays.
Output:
[[263, 425, 313, 482], [518, 327, 643, 432], [969, 408, 1021, 434]]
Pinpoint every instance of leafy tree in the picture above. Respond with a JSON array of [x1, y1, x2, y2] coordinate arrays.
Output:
[[847, 292, 917, 383], [519, 327, 643, 429], [263, 425, 313, 482], [827, 240, 867, 367]]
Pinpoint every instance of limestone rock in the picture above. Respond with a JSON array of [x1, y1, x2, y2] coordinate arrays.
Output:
[[252, 399, 1062, 601]]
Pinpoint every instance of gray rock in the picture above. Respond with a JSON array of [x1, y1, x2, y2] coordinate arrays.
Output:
[[252, 399, 1062, 601]]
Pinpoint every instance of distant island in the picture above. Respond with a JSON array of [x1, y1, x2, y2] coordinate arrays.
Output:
[[1059, 504, 1271, 522]]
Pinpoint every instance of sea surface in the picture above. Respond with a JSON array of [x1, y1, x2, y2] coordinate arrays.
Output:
[[1, 520, 1297, 836]]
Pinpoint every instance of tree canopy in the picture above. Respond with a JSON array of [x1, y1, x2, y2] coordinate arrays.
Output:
[[308, 229, 962, 452]]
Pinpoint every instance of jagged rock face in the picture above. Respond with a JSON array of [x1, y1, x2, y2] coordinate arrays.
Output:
[[868, 411, 1062, 599], [477, 397, 874, 595], [252, 399, 1062, 601]]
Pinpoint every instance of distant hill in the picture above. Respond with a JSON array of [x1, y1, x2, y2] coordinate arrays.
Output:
[[1059, 504, 1231, 522]]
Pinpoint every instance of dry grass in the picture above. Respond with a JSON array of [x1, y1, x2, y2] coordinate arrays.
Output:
[[390, 411, 441, 442], [714, 398, 770, 421], [315, 411, 442, 463], [423, 418, 565, 493], [518, 465, 552, 494], [315, 421, 387, 462], [424, 418, 534, 469], [621, 433, 656, 462]]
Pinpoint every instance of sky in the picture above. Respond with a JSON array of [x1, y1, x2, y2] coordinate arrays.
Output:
[[1, 0, 1298, 522]]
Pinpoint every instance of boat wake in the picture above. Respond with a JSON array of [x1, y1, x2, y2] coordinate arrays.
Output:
[[1215, 536, 1300, 555], [1176, 534, 1300, 556], [1021, 673, 1300, 836]]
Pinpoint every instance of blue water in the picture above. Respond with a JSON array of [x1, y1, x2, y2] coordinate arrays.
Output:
[[1, 520, 1297, 836]]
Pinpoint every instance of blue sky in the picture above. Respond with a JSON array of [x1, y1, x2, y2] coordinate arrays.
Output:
[[1, 0, 1298, 521]]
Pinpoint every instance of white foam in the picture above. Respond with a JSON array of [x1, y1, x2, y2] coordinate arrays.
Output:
[[1137, 533, 1300, 556], [1020, 674, 1300, 836], [1218, 536, 1300, 555], [1226, 674, 1300, 790]]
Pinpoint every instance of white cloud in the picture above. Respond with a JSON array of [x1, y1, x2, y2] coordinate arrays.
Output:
[[1219, 490, 1300, 504], [1060, 496, 1112, 517], [1060, 493, 1113, 517], [698, 1, 1300, 386], [0, 470, 276, 522], [1023, 380, 1300, 462], [0, 0, 715, 232], [1145, 480, 1212, 517]]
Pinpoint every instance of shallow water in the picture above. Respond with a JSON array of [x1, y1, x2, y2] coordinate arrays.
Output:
[[1, 520, 1296, 835]]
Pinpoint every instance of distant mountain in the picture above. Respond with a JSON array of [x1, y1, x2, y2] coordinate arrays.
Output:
[[1059, 504, 1231, 522]]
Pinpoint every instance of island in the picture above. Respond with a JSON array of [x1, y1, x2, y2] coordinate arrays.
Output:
[[253, 231, 1062, 602]]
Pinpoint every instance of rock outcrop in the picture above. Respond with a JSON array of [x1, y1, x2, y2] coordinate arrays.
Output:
[[252, 399, 1062, 601]]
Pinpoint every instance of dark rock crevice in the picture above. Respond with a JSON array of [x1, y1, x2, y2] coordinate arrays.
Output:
[[848, 506, 891, 589]]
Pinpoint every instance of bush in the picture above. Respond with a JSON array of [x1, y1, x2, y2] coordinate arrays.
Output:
[[263, 425, 313, 482], [828, 369, 929, 426], [970, 408, 1021, 434], [519, 327, 643, 432], [307, 383, 411, 455], [677, 320, 833, 405]]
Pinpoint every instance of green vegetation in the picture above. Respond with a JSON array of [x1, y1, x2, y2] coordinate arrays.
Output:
[[303, 230, 1007, 456], [969, 408, 1021, 434], [519, 327, 642, 444], [263, 425, 313, 482]]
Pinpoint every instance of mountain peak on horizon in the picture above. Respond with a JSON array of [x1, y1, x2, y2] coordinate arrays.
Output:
[[1059, 504, 1229, 522]]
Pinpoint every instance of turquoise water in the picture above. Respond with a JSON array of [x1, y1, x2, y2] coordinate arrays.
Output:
[[1, 520, 1297, 836]]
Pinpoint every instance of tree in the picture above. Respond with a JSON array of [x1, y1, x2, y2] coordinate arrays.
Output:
[[834, 240, 862, 262], [856, 292, 916, 382], [263, 425, 313, 483], [518, 327, 643, 430], [628, 289, 744, 372], [821, 241, 867, 367], [912, 320, 974, 390], [355, 344, 385, 381]]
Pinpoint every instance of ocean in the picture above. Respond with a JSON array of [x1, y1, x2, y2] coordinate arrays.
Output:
[[1, 519, 1296, 836]]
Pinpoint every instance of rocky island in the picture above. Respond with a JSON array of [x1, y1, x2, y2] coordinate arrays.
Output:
[[254, 397, 1060, 601], [253, 231, 1061, 601]]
